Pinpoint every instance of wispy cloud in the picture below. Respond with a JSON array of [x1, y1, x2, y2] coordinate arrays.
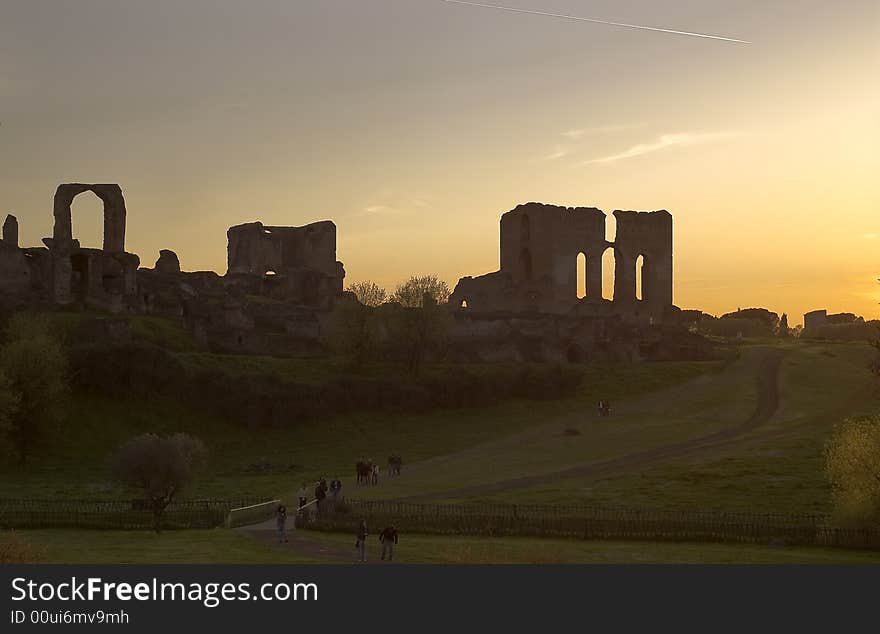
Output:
[[561, 124, 636, 140], [584, 131, 741, 164], [539, 145, 570, 161], [358, 195, 432, 216]]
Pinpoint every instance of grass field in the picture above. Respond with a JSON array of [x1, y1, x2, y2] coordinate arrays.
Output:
[[474, 342, 878, 514], [0, 349, 716, 500], [4, 313, 879, 563], [10, 528, 880, 564]]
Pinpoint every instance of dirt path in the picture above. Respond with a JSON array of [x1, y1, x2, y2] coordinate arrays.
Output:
[[402, 347, 785, 500], [238, 519, 355, 562]]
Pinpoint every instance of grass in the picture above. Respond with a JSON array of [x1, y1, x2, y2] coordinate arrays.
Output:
[[13, 528, 880, 564], [303, 531, 880, 564], [469, 342, 880, 513], [0, 354, 716, 500], [8, 529, 318, 564]]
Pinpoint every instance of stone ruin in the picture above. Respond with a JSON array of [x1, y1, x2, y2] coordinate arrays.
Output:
[[450, 202, 673, 321], [0, 183, 346, 356], [226, 221, 345, 308], [1, 185, 706, 362], [1, 184, 140, 312]]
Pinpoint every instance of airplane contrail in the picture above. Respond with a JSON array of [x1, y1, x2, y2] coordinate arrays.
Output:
[[439, 0, 751, 45]]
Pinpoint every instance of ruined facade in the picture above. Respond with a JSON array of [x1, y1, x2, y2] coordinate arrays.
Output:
[[450, 203, 673, 321], [0, 184, 347, 356], [0, 184, 141, 311], [226, 221, 344, 308]]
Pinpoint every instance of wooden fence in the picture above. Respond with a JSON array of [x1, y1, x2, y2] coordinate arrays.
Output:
[[303, 500, 880, 550], [0, 497, 268, 530]]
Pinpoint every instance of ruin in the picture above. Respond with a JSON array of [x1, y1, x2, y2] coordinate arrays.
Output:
[[0, 183, 348, 356], [450, 202, 673, 321], [226, 221, 345, 308], [0, 184, 704, 362]]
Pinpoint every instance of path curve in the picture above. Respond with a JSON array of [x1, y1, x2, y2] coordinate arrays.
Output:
[[402, 347, 785, 500]]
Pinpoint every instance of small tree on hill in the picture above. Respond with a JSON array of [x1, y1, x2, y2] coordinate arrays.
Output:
[[824, 416, 880, 528], [346, 280, 387, 308], [110, 433, 208, 533], [0, 313, 68, 465]]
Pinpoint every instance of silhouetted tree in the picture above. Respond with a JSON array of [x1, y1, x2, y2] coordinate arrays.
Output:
[[778, 313, 790, 338], [110, 433, 207, 533], [391, 275, 450, 308], [825, 416, 880, 528], [346, 280, 387, 308], [0, 314, 67, 465], [389, 295, 452, 375], [330, 298, 381, 369]]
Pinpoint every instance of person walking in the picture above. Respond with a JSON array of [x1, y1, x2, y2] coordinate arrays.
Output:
[[297, 483, 308, 510], [356, 520, 368, 562], [379, 525, 398, 561], [371, 463, 380, 485], [330, 477, 342, 499], [276, 504, 288, 544], [315, 481, 327, 514]]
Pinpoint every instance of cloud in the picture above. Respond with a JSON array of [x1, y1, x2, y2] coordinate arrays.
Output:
[[562, 124, 635, 140], [862, 233, 878, 240], [539, 145, 570, 161], [584, 131, 741, 164], [358, 195, 433, 216]]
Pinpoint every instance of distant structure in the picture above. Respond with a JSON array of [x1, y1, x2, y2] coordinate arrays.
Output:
[[803, 309, 827, 336], [450, 202, 673, 321], [226, 221, 345, 308], [0, 183, 346, 356]]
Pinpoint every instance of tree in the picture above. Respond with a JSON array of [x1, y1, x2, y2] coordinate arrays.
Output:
[[389, 295, 452, 375], [330, 298, 381, 369], [110, 433, 208, 533], [824, 416, 880, 528], [346, 280, 387, 308], [778, 313, 790, 338], [391, 275, 450, 308], [0, 313, 67, 465]]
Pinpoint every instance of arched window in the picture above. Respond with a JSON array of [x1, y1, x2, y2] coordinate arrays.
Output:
[[460, 299, 469, 309], [602, 247, 615, 300], [636, 255, 646, 301], [576, 252, 587, 299], [69, 191, 104, 249]]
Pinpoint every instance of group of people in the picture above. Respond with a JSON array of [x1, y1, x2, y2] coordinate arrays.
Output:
[[356, 455, 403, 485], [356, 520, 399, 562]]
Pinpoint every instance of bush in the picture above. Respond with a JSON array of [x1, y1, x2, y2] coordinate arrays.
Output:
[[0, 531, 43, 563], [825, 416, 880, 528]]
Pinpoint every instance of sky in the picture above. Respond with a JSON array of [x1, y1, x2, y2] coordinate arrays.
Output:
[[1, 0, 878, 323]]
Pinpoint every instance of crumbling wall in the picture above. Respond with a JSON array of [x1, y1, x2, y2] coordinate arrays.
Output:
[[226, 220, 344, 307], [451, 202, 674, 321]]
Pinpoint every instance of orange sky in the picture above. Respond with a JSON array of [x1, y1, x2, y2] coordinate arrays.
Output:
[[2, 1, 878, 324]]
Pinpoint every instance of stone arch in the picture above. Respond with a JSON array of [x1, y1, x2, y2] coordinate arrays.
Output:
[[576, 252, 587, 299], [601, 246, 616, 300], [53, 183, 127, 253], [636, 254, 646, 301]]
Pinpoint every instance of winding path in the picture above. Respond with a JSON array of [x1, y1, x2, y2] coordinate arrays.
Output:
[[402, 347, 785, 500]]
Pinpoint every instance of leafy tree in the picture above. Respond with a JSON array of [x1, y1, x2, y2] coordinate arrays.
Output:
[[0, 314, 67, 465], [110, 433, 208, 533], [346, 280, 387, 308], [824, 416, 880, 528], [391, 275, 450, 308]]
